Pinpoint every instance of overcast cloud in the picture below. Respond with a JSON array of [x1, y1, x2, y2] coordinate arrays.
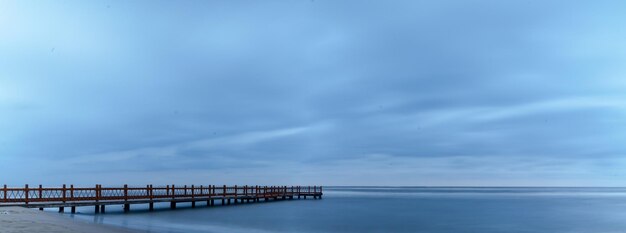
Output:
[[1, 0, 626, 186]]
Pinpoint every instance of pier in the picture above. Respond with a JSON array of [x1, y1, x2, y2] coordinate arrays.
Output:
[[0, 184, 323, 213]]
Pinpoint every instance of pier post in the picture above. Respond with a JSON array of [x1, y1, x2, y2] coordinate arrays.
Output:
[[170, 201, 176, 209], [38, 185, 43, 202], [148, 184, 153, 202], [191, 184, 195, 208], [59, 207, 64, 213], [62, 184, 66, 204], [71, 206, 76, 214], [101, 205, 106, 213], [149, 202, 154, 211], [39, 207, 43, 211], [221, 199, 225, 205], [123, 184, 129, 212], [210, 199, 215, 206], [3, 184, 6, 203], [191, 185, 195, 208], [95, 184, 100, 203], [24, 184, 29, 205], [124, 184, 128, 202]]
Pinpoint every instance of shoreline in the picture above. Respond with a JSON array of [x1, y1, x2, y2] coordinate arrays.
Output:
[[0, 207, 139, 233]]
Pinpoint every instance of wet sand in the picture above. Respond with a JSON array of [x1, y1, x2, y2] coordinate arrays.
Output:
[[0, 207, 139, 233]]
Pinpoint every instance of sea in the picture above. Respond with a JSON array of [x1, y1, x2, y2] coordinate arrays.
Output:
[[60, 187, 626, 233]]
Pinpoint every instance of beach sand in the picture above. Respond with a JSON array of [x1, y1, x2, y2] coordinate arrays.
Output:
[[0, 207, 139, 233]]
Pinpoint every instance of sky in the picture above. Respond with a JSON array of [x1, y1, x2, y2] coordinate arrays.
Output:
[[1, 0, 626, 186]]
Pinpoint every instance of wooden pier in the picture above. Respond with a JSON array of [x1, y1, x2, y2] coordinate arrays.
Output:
[[0, 184, 323, 213]]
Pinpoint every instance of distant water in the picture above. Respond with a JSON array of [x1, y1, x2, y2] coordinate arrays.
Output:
[[61, 187, 626, 233]]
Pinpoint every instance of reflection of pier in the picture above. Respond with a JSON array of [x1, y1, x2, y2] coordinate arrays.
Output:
[[0, 185, 323, 213]]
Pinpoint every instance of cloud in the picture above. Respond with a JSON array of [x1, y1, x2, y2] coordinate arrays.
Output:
[[60, 124, 326, 169], [1, 0, 626, 186]]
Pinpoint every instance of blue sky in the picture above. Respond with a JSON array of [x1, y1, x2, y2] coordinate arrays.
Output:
[[1, 0, 626, 186]]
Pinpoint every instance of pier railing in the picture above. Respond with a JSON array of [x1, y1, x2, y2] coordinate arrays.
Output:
[[0, 184, 322, 204]]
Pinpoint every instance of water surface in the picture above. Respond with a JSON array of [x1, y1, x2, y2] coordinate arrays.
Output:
[[63, 187, 626, 233]]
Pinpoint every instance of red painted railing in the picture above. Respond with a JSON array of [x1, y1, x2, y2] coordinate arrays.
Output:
[[0, 185, 322, 204]]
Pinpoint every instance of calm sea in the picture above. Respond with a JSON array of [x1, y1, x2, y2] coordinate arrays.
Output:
[[61, 187, 626, 233]]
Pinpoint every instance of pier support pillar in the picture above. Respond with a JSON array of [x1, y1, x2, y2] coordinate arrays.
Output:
[[227, 199, 231, 205], [101, 205, 106, 213], [95, 205, 100, 213], [149, 202, 154, 211], [304, 196, 307, 199], [170, 202, 176, 209], [58, 207, 64, 213], [264, 198, 269, 201], [124, 204, 130, 212], [71, 206, 76, 214], [39, 207, 43, 211], [211, 199, 215, 206], [192, 201, 196, 208], [298, 195, 301, 199]]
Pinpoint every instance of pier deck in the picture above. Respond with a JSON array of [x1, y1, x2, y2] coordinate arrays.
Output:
[[0, 185, 322, 213]]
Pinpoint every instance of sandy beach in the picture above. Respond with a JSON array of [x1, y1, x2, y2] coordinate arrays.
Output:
[[0, 207, 139, 233]]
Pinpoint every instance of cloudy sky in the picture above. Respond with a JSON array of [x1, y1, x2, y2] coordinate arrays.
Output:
[[1, 0, 626, 186]]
